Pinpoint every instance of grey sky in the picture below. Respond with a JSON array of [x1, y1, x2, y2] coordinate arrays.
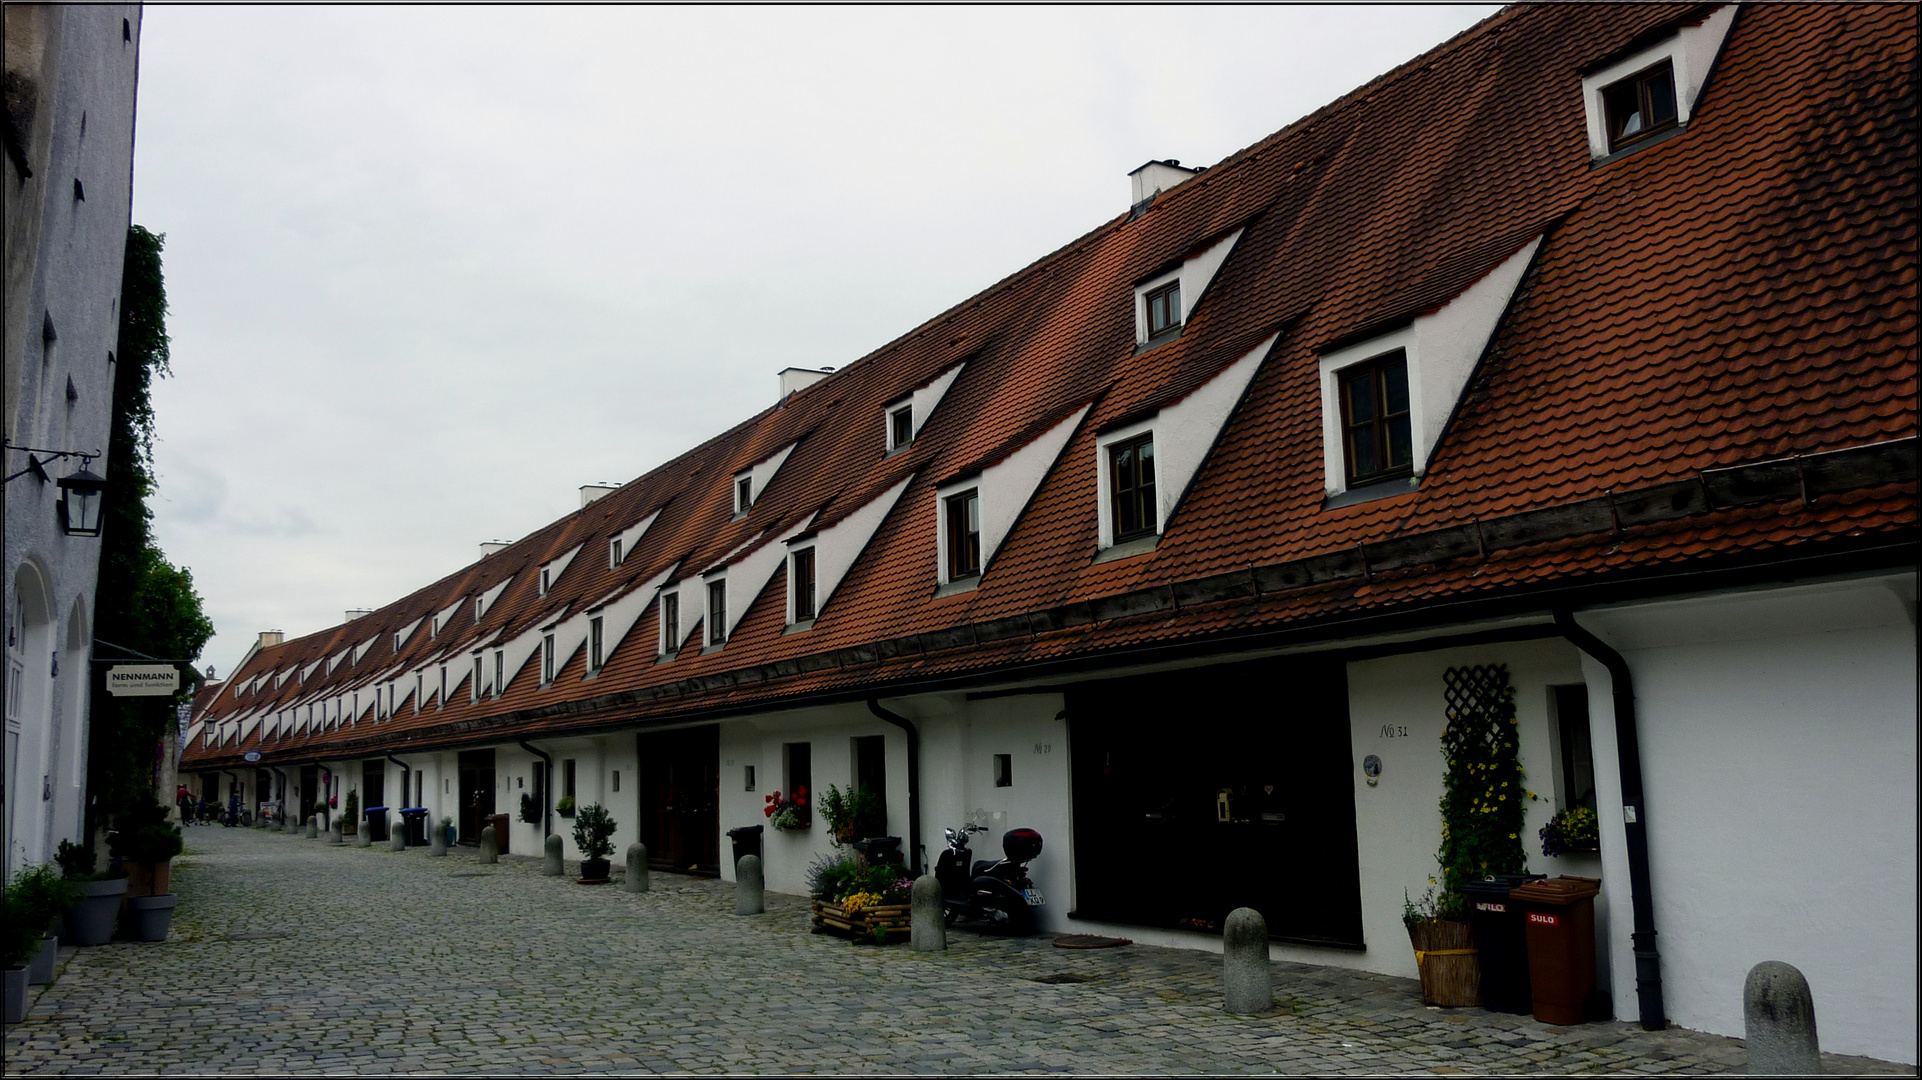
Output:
[[132, 5, 1500, 679]]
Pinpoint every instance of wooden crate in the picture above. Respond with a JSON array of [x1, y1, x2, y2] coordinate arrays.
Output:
[[812, 900, 912, 942]]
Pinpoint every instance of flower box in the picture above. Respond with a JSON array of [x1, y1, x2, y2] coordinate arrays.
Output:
[[811, 899, 912, 942]]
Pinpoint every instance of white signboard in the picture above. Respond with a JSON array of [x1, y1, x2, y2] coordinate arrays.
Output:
[[107, 664, 179, 697]]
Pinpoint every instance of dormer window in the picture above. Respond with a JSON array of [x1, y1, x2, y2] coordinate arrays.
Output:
[[609, 538, 623, 568], [944, 489, 981, 580], [1602, 60, 1677, 152], [887, 402, 914, 452], [492, 650, 504, 697], [588, 616, 604, 672], [706, 580, 728, 646], [789, 546, 818, 623], [538, 567, 552, 597], [471, 656, 483, 702], [541, 633, 556, 685], [1338, 351, 1413, 486], [1109, 433, 1158, 541], [1145, 281, 1181, 338], [735, 474, 753, 514], [659, 591, 680, 656]]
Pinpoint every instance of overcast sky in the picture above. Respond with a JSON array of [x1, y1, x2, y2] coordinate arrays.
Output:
[[132, 4, 1500, 680]]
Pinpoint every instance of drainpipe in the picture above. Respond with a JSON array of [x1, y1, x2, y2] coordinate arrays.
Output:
[[1554, 609, 1666, 1031], [517, 739, 552, 839], [271, 767, 289, 823], [384, 752, 412, 807], [866, 697, 922, 876]]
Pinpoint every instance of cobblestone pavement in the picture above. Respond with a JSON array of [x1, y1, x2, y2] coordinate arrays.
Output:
[[6, 827, 1913, 1076]]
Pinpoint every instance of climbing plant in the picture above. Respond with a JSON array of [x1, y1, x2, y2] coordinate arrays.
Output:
[[1435, 664, 1529, 909]]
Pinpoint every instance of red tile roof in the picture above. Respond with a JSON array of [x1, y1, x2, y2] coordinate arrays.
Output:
[[186, 3, 1916, 767]]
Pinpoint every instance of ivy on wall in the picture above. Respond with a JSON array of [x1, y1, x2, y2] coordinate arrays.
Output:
[[1436, 664, 1529, 907]]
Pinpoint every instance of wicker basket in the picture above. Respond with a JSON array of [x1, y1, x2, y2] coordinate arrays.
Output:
[[1408, 919, 1481, 1007], [812, 899, 912, 942]]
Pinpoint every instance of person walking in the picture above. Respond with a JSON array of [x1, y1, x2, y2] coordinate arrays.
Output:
[[177, 784, 196, 826]]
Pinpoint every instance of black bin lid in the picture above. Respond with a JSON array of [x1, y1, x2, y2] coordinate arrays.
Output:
[[727, 825, 765, 838], [1462, 873, 1544, 896]]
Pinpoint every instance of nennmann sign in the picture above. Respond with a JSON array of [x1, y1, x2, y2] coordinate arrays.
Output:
[[106, 664, 180, 697]]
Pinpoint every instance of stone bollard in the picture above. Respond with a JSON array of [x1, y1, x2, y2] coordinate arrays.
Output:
[[429, 823, 448, 857], [389, 823, 407, 851], [1223, 907, 1273, 1015], [539, 833, 562, 875], [305, 818, 318, 839], [734, 854, 764, 915], [480, 825, 499, 864], [355, 820, 373, 848], [328, 819, 344, 845], [911, 875, 946, 952], [625, 843, 649, 893], [1745, 961, 1820, 1074]]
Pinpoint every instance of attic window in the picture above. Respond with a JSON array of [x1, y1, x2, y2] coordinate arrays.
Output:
[[1109, 433, 1158, 541], [541, 633, 556, 684], [659, 591, 680, 656], [790, 546, 817, 623], [1338, 352, 1413, 486], [706, 580, 728, 645], [588, 616, 604, 671], [538, 567, 552, 596], [944, 489, 981, 580], [1603, 60, 1677, 152], [735, 474, 753, 515], [887, 403, 914, 452], [1145, 281, 1182, 338], [609, 538, 623, 568]]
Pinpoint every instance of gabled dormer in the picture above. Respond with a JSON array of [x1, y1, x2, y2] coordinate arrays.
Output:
[[1580, 4, 1738, 162], [474, 578, 510, 621], [935, 404, 1090, 595], [538, 544, 581, 598], [1133, 228, 1244, 350], [785, 475, 914, 629], [609, 509, 661, 568], [733, 442, 797, 518], [884, 362, 965, 454]]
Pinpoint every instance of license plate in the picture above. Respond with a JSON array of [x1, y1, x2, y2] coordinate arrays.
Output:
[[1022, 888, 1045, 906]]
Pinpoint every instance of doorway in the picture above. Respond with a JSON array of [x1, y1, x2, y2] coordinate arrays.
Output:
[[299, 765, 317, 822], [362, 760, 387, 840], [457, 749, 495, 846], [637, 726, 719, 876]]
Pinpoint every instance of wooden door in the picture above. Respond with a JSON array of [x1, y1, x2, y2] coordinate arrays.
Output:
[[637, 727, 720, 876], [457, 749, 495, 845]]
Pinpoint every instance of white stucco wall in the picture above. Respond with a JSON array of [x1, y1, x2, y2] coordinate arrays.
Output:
[[1576, 573, 1917, 1063]]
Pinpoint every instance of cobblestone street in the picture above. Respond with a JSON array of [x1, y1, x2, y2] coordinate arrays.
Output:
[[5, 826, 1912, 1075]]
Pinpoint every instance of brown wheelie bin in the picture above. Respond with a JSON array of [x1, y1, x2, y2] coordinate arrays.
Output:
[[1511, 876, 1602, 1025], [486, 812, 511, 854]]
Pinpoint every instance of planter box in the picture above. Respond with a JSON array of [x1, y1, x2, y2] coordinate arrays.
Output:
[[811, 900, 911, 942], [66, 878, 129, 947], [126, 894, 179, 942], [28, 935, 57, 984], [4, 965, 26, 1025], [1408, 919, 1481, 1007]]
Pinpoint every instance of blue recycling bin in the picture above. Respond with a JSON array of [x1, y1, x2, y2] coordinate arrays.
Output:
[[398, 807, 429, 846], [363, 806, 390, 842]]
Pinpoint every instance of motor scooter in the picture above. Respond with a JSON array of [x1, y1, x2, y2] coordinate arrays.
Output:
[[935, 823, 1043, 935]]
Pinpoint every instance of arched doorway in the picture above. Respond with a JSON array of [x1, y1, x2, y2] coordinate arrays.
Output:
[[8, 563, 56, 877]]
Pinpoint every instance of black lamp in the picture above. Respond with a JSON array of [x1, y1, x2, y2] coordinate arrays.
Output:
[[57, 464, 108, 537]]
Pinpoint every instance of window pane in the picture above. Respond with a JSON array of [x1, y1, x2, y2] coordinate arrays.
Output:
[[1345, 371, 1375, 423], [1645, 69, 1676, 126], [1383, 361, 1409, 415], [1350, 430, 1378, 479], [1604, 80, 1641, 141], [1386, 412, 1412, 468]]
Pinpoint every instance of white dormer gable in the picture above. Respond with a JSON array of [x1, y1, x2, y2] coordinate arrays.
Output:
[[733, 442, 796, 516], [936, 405, 1090, 588], [1094, 333, 1278, 552], [1317, 235, 1543, 500], [431, 598, 464, 637], [1133, 229, 1244, 346], [392, 617, 423, 652], [786, 475, 914, 625], [886, 362, 965, 451], [1580, 4, 1738, 160], [475, 579, 511, 620], [300, 658, 325, 683], [609, 510, 660, 568], [538, 544, 582, 597], [351, 636, 378, 664], [589, 561, 678, 668], [698, 515, 817, 645]]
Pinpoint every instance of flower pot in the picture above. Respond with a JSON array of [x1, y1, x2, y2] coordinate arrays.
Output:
[[126, 860, 171, 897], [66, 878, 129, 947], [27, 934, 57, 984], [1408, 919, 1481, 1007], [127, 894, 180, 942], [579, 858, 611, 882], [4, 965, 27, 1025]]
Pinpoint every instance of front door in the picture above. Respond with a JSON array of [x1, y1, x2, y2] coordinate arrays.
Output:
[[637, 726, 720, 876], [457, 749, 495, 846], [362, 760, 387, 839], [299, 765, 317, 822]]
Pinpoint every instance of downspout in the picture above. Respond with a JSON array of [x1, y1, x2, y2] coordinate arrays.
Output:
[[384, 752, 412, 807], [271, 767, 289, 823], [517, 739, 552, 839], [866, 697, 922, 876], [1554, 609, 1666, 1031]]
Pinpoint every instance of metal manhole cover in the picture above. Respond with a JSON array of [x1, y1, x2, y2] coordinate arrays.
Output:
[[219, 932, 292, 942], [1029, 972, 1098, 984], [1053, 934, 1131, 949]]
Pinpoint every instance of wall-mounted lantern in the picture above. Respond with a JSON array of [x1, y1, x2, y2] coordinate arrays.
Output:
[[57, 464, 109, 537]]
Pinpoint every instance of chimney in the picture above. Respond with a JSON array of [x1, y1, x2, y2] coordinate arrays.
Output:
[[344, 609, 374, 624], [580, 483, 619, 508], [1128, 159, 1199, 211], [479, 540, 511, 557], [778, 366, 834, 400], [258, 630, 284, 649]]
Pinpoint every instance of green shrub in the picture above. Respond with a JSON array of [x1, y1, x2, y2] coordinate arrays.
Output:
[[110, 800, 184, 867], [56, 839, 95, 880], [571, 803, 617, 861], [2, 887, 40, 969], [1435, 665, 1531, 909], [12, 863, 81, 930]]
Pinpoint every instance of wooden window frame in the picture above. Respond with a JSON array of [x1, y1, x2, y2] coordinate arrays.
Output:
[[945, 489, 981, 580], [791, 547, 817, 622], [659, 592, 680, 655], [1145, 280, 1182, 338], [1337, 351, 1414, 487], [889, 404, 913, 450], [706, 579, 728, 645], [1602, 59, 1677, 153], [735, 475, 752, 513], [588, 615, 604, 671], [1109, 432, 1158, 542], [541, 634, 555, 684]]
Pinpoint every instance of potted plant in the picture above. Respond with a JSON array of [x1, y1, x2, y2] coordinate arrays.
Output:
[[111, 801, 185, 943], [518, 792, 541, 824], [12, 863, 79, 985], [1540, 806, 1599, 857], [440, 816, 457, 847], [56, 839, 127, 948], [819, 784, 882, 847], [342, 790, 359, 835], [556, 795, 577, 819], [571, 803, 617, 882], [4, 880, 37, 1024], [763, 786, 809, 831]]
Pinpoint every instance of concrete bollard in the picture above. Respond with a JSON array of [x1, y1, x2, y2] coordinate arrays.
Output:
[[354, 820, 373, 848], [429, 822, 448, 857], [625, 843, 649, 893], [305, 818, 318, 839], [328, 819, 344, 845], [1223, 906, 1273, 1015], [479, 825, 498, 864], [734, 854, 764, 915], [1745, 961, 1820, 1074], [911, 875, 946, 952], [389, 823, 406, 851], [544, 834, 564, 876]]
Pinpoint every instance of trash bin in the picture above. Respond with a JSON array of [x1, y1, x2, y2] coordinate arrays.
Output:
[[1463, 874, 1544, 1015], [486, 813, 511, 855], [1511, 875, 1602, 1025], [398, 807, 429, 846], [363, 806, 390, 843], [850, 836, 903, 867], [726, 825, 763, 871]]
